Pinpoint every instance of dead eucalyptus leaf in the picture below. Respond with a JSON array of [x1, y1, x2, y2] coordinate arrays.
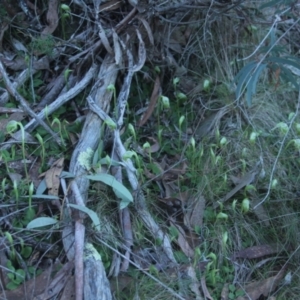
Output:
[[169, 160, 188, 176], [220, 283, 229, 300], [165, 38, 182, 53], [234, 244, 279, 260], [186, 266, 202, 299], [34, 261, 74, 300], [214, 161, 261, 208], [137, 76, 161, 126], [144, 137, 160, 153], [98, 22, 113, 54], [184, 194, 205, 229], [136, 16, 154, 45], [201, 276, 213, 300], [133, 29, 146, 72], [252, 197, 270, 226], [40, 157, 64, 208], [0, 111, 25, 132], [143, 168, 156, 179], [42, 0, 59, 35], [112, 30, 122, 66], [172, 222, 194, 257], [236, 267, 286, 300]]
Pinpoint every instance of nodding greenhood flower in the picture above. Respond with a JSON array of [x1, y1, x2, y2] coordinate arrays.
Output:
[[295, 123, 300, 134], [241, 198, 250, 213], [217, 212, 228, 221], [220, 136, 227, 147], [249, 132, 258, 144], [173, 77, 180, 86], [273, 122, 288, 134], [271, 179, 278, 189], [160, 96, 170, 109]]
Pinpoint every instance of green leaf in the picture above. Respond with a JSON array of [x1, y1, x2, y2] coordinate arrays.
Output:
[[86, 174, 133, 203], [26, 217, 58, 229], [60, 171, 75, 179], [21, 246, 32, 259], [279, 66, 300, 89], [260, 0, 284, 10], [7, 273, 15, 280], [31, 194, 59, 200], [25, 208, 36, 222], [6, 260, 14, 271], [266, 57, 300, 71], [68, 204, 101, 231], [6, 281, 19, 290], [36, 179, 47, 195], [246, 63, 267, 106], [235, 289, 245, 297], [229, 284, 235, 292], [15, 269, 25, 282], [120, 199, 131, 210], [168, 226, 179, 241], [234, 62, 257, 100]]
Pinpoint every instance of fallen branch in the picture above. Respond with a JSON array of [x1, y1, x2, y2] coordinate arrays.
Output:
[[0, 60, 62, 145], [0, 64, 98, 150]]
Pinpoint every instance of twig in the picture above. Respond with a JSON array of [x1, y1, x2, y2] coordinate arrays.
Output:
[[97, 237, 185, 300], [0, 60, 62, 145], [0, 64, 98, 150], [71, 181, 86, 300], [111, 152, 133, 272], [89, 45, 176, 262], [0, 107, 23, 113]]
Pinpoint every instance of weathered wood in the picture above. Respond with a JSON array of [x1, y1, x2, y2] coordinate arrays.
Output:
[[83, 243, 112, 300]]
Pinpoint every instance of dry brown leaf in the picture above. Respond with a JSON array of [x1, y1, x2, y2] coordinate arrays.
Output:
[[0, 111, 25, 132], [186, 266, 203, 299], [0, 260, 72, 300], [236, 267, 286, 300], [60, 275, 75, 300], [214, 161, 261, 208], [169, 160, 188, 176], [112, 30, 122, 66], [172, 222, 194, 258], [40, 157, 64, 208], [159, 197, 182, 217], [144, 137, 160, 153], [200, 276, 213, 300], [143, 167, 156, 179], [42, 0, 59, 36], [133, 29, 146, 72], [136, 16, 154, 45], [184, 194, 205, 229], [110, 274, 134, 294], [252, 196, 270, 226], [7, 172, 22, 184], [98, 22, 113, 54], [234, 244, 280, 260], [0, 56, 27, 70], [34, 261, 74, 300], [137, 76, 161, 126], [165, 38, 182, 53], [220, 283, 229, 300]]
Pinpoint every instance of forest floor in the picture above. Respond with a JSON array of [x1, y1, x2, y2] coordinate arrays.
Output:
[[0, 0, 300, 299]]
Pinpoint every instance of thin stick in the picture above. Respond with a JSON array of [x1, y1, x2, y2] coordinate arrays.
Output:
[[0, 60, 62, 145]]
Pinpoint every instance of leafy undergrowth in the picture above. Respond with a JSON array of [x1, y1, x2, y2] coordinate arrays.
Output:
[[0, 0, 300, 299]]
